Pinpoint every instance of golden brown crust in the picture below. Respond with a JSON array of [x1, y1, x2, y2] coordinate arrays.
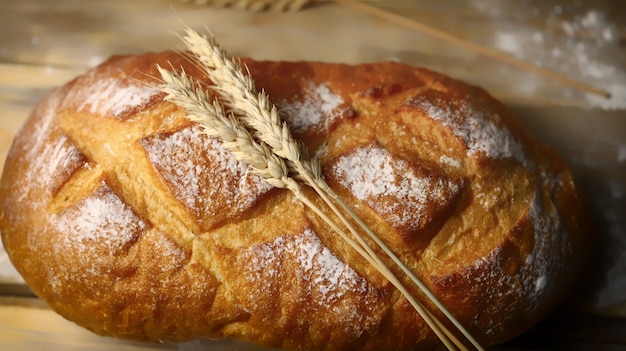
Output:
[[0, 51, 590, 350]]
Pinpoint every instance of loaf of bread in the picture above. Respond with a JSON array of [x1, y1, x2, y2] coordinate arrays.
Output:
[[0, 51, 590, 350]]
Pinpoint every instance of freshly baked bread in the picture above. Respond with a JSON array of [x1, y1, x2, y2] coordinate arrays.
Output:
[[0, 51, 590, 350]]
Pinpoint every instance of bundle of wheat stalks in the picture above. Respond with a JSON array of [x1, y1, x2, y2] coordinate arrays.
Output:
[[157, 27, 484, 351]]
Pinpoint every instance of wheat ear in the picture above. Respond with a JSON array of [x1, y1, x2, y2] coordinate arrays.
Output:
[[179, 28, 481, 351]]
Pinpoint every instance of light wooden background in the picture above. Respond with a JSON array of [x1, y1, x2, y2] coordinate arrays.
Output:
[[0, 0, 624, 349]]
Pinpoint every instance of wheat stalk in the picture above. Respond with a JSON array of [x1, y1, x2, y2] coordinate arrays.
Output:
[[178, 27, 483, 351], [159, 70, 463, 351], [158, 28, 484, 350], [156, 66, 463, 349]]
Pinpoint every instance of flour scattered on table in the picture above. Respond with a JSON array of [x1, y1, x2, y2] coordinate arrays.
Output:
[[475, 1, 625, 110]]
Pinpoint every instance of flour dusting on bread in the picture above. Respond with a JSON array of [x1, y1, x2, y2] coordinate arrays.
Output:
[[0, 53, 590, 350], [143, 125, 273, 227], [279, 81, 344, 133], [406, 94, 527, 165], [244, 227, 370, 306], [55, 184, 145, 254], [69, 75, 161, 118], [330, 143, 461, 236], [11, 93, 85, 205]]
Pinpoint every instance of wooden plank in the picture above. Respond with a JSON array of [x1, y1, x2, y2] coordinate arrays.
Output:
[[1, 297, 625, 350], [0, 63, 82, 89], [0, 298, 174, 351], [0, 297, 271, 351]]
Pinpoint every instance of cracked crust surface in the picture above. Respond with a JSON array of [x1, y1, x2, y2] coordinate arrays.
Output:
[[0, 52, 590, 350]]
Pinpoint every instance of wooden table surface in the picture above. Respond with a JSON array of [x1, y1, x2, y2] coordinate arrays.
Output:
[[0, 0, 625, 350]]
